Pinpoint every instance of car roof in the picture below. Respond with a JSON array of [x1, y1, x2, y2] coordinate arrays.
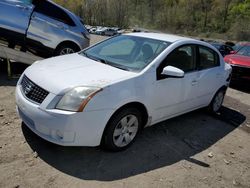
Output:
[[210, 42, 224, 45], [125, 32, 195, 43], [236, 42, 250, 46], [210, 42, 232, 47]]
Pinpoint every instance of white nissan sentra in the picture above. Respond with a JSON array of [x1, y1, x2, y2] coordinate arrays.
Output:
[[16, 33, 232, 151]]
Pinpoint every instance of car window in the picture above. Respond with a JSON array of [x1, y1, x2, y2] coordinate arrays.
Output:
[[198, 46, 219, 70], [156, 45, 196, 80], [236, 46, 250, 57], [225, 45, 233, 52], [20, 0, 32, 5], [33, 0, 75, 26]]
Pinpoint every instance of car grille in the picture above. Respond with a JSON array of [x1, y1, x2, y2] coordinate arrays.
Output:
[[231, 65, 250, 80], [20, 75, 49, 104]]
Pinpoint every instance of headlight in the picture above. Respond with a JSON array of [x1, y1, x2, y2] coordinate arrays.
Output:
[[56, 86, 102, 112], [225, 59, 233, 65]]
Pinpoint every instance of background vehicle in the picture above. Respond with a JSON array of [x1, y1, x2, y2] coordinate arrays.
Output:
[[103, 28, 118, 36], [232, 42, 250, 52], [224, 45, 250, 82], [0, 0, 90, 57], [210, 42, 233, 57], [84, 25, 92, 32], [16, 33, 231, 151], [95, 27, 108, 35], [89, 27, 97, 34]]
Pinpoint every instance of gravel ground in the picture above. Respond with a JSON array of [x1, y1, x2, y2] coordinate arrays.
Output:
[[0, 35, 249, 188]]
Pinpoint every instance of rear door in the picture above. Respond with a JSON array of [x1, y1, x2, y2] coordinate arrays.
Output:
[[26, 0, 75, 49], [195, 45, 223, 105], [0, 0, 33, 34]]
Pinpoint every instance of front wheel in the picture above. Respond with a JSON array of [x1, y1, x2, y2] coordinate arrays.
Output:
[[102, 108, 142, 151], [208, 89, 226, 113]]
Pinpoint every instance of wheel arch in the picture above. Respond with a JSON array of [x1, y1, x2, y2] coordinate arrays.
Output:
[[215, 85, 228, 96], [54, 40, 81, 55], [208, 85, 228, 112], [210, 85, 227, 102], [101, 101, 149, 144]]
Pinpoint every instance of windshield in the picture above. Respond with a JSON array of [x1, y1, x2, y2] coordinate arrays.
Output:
[[80, 35, 170, 72], [236, 46, 250, 57]]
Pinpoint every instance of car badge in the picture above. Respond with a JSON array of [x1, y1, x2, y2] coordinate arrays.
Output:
[[24, 85, 33, 95]]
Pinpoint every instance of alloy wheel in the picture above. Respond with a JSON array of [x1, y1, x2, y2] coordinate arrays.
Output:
[[113, 114, 139, 147]]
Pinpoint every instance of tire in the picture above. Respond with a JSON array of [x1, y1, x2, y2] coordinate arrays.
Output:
[[102, 108, 142, 151], [8, 41, 16, 49], [54, 43, 80, 56], [208, 89, 226, 114]]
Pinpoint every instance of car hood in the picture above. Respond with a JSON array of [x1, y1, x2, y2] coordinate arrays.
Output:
[[24, 53, 137, 95], [224, 55, 250, 67]]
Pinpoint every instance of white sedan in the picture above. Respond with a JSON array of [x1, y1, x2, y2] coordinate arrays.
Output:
[[16, 33, 232, 151]]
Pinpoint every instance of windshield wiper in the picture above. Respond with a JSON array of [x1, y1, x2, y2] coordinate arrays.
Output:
[[98, 57, 109, 64], [82, 52, 100, 62], [82, 52, 130, 71], [82, 52, 108, 64], [107, 61, 130, 71]]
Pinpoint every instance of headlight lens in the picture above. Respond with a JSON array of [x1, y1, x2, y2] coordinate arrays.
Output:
[[225, 59, 233, 65], [56, 86, 102, 112]]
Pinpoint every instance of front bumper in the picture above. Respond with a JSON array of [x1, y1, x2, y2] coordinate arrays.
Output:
[[16, 85, 113, 146]]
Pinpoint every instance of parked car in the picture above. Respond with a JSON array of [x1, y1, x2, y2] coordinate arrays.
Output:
[[89, 27, 97, 34], [16, 33, 231, 151], [0, 0, 90, 57], [103, 28, 118, 36], [232, 42, 250, 52], [95, 27, 108, 35], [117, 29, 125, 34], [210, 42, 233, 57], [85, 25, 92, 32], [224, 45, 250, 82], [225, 41, 235, 47]]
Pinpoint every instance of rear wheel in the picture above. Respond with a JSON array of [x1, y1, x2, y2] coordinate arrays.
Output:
[[54, 43, 80, 56], [208, 89, 226, 113], [102, 108, 142, 151]]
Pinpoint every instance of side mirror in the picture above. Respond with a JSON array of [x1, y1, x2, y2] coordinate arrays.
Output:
[[230, 50, 236, 54], [161, 66, 184, 78]]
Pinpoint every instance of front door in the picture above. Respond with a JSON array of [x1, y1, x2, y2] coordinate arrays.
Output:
[[0, 0, 33, 37], [153, 45, 199, 122]]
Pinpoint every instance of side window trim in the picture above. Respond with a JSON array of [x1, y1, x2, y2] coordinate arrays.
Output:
[[156, 44, 197, 80], [197, 45, 220, 71], [33, 1, 75, 26]]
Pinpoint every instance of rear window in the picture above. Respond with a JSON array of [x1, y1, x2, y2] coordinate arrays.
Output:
[[33, 0, 75, 26], [198, 46, 220, 69]]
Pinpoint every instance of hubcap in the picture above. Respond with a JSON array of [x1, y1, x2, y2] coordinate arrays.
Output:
[[60, 48, 75, 55], [113, 114, 139, 147], [213, 91, 224, 112]]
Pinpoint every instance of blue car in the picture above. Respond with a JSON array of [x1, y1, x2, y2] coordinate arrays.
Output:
[[0, 0, 90, 57]]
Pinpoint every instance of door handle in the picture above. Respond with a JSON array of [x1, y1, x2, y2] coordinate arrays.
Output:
[[16, 5, 28, 10], [191, 80, 198, 86]]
